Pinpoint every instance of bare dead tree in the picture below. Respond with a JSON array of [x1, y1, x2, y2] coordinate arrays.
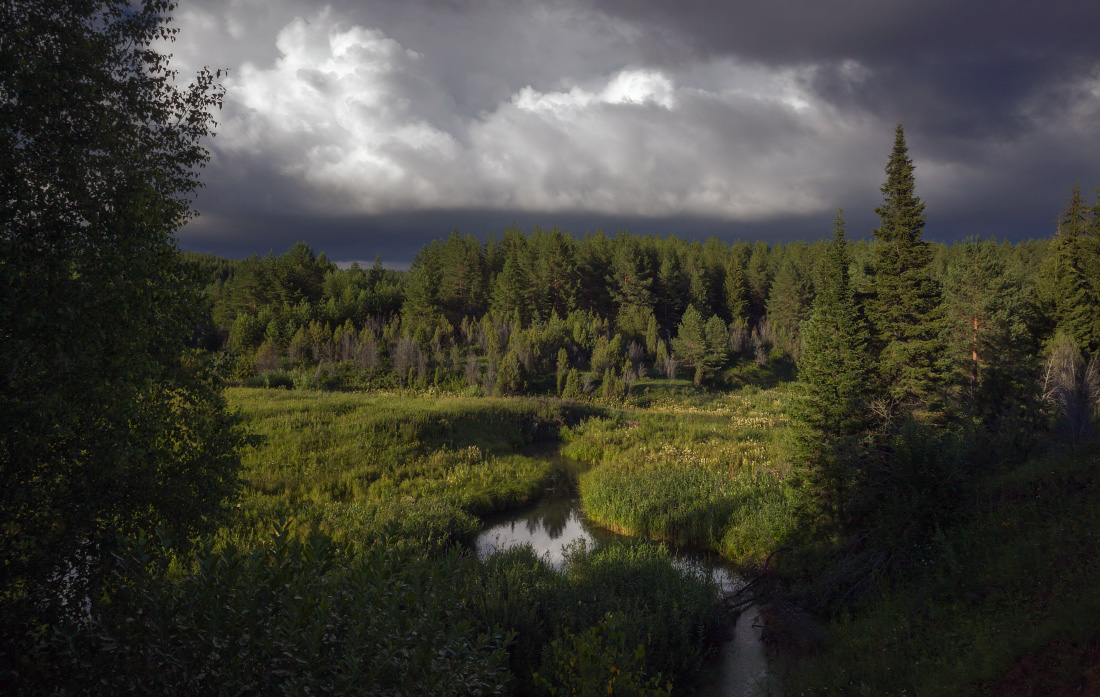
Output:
[[656, 353, 678, 379], [392, 336, 421, 380], [1043, 334, 1100, 445], [355, 337, 379, 374], [466, 349, 480, 386]]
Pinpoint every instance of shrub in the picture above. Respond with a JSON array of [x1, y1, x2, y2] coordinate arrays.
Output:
[[533, 613, 673, 697], [244, 370, 295, 389], [23, 528, 512, 696]]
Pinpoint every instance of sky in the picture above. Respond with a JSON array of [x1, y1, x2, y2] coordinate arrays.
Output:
[[169, 0, 1100, 264]]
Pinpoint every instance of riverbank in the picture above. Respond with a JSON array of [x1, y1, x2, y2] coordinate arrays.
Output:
[[474, 484, 777, 696]]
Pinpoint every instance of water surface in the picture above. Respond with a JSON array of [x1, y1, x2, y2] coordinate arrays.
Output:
[[475, 490, 780, 696]]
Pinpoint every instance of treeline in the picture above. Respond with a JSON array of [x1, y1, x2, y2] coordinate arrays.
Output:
[[782, 126, 1100, 625], [194, 201, 1096, 402]]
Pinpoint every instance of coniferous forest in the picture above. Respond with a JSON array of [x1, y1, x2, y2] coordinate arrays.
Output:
[[4, 3, 1100, 696]]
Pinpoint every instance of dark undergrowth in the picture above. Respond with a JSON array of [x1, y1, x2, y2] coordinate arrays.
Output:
[[782, 441, 1100, 696]]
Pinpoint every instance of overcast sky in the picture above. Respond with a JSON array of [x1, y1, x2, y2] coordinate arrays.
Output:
[[169, 0, 1100, 263]]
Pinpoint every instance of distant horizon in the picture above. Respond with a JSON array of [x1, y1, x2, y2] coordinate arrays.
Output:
[[178, 205, 1061, 266]]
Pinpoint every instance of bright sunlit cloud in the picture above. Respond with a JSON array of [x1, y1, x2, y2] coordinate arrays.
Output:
[[214, 10, 880, 219]]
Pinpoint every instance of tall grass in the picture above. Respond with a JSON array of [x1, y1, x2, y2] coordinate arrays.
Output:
[[564, 388, 798, 562], [467, 539, 722, 694], [224, 388, 596, 545]]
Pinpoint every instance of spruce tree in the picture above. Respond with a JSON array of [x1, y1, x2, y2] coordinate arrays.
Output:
[[644, 315, 659, 356], [402, 244, 445, 328], [655, 245, 689, 329], [795, 211, 874, 521], [491, 244, 536, 324], [943, 238, 1039, 422], [866, 123, 948, 412], [438, 232, 489, 322], [724, 257, 749, 327], [766, 257, 814, 359], [556, 348, 570, 396], [745, 242, 772, 323], [1039, 182, 1100, 354], [535, 227, 579, 317], [703, 315, 729, 380], [671, 305, 707, 384]]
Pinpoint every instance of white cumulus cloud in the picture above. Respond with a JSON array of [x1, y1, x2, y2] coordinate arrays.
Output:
[[203, 7, 887, 221]]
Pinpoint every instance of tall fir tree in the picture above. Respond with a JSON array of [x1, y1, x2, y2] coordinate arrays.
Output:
[[795, 211, 875, 523], [745, 241, 772, 324], [535, 227, 579, 317], [866, 123, 949, 412], [402, 242, 445, 329], [724, 256, 749, 327], [491, 242, 537, 324], [610, 236, 656, 343], [576, 232, 616, 319], [437, 231, 489, 323], [655, 246, 689, 330], [943, 238, 1039, 425], [766, 257, 814, 359], [671, 305, 707, 384], [1038, 182, 1100, 354]]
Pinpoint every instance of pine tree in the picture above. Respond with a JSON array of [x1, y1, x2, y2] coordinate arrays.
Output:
[[655, 246, 688, 329], [645, 315, 659, 356], [687, 257, 713, 315], [766, 257, 814, 359], [703, 315, 729, 380], [556, 347, 570, 395], [943, 237, 1039, 422], [671, 305, 707, 384], [746, 242, 772, 323], [562, 368, 583, 400], [491, 243, 536, 324], [438, 231, 489, 322], [724, 257, 749, 326], [535, 227, 579, 317], [866, 123, 948, 412], [576, 232, 615, 318], [495, 351, 524, 396], [610, 237, 657, 344], [1039, 182, 1100, 354], [402, 243, 445, 328], [795, 211, 875, 521]]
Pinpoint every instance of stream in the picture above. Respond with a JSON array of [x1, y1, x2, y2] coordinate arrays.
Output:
[[475, 449, 780, 696]]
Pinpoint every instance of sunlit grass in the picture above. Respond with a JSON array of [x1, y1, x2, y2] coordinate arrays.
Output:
[[563, 387, 798, 562], [223, 388, 590, 545]]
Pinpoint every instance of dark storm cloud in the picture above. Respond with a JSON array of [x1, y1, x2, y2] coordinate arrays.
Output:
[[593, 0, 1100, 136], [169, 0, 1100, 262]]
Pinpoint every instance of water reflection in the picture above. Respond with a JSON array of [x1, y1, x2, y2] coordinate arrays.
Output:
[[475, 494, 781, 696], [476, 495, 616, 567], [697, 605, 781, 697]]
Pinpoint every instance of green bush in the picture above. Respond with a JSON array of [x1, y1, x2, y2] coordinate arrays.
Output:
[[24, 528, 512, 696], [467, 541, 720, 693], [243, 369, 295, 388], [533, 613, 673, 697]]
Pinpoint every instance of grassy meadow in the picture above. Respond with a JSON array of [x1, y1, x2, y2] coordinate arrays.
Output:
[[224, 388, 602, 547], [217, 384, 782, 694], [223, 383, 800, 564], [214, 383, 1099, 695], [565, 386, 798, 562]]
